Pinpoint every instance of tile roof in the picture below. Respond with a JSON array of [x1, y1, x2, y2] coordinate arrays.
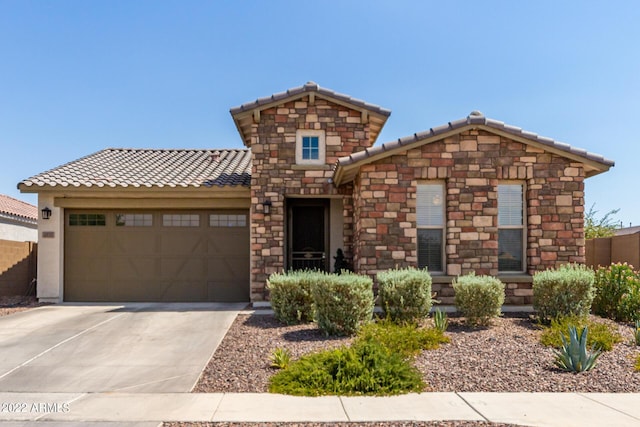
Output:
[[0, 194, 37, 221], [334, 111, 614, 184], [19, 149, 251, 190], [230, 81, 392, 117]]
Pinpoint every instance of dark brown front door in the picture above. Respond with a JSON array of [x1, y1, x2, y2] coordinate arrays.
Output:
[[288, 199, 329, 271]]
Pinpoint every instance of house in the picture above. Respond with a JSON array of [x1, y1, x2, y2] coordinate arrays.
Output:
[[0, 194, 37, 242], [0, 194, 38, 296], [19, 82, 614, 304]]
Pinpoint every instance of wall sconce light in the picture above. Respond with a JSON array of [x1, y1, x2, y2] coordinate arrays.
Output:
[[41, 207, 52, 220], [262, 199, 272, 215]]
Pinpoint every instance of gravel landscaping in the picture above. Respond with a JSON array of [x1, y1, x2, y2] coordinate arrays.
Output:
[[195, 311, 640, 394], [0, 296, 45, 317]]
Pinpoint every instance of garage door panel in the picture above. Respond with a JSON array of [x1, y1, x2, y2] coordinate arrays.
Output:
[[65, 210, 249, 302]]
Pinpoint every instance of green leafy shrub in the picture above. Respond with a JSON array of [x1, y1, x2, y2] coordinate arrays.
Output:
[[540, 316, 622, 351], [533, 264, 596, 322], [453, 273, 505, 326], [268, 341, 424, 396], [377, 267, 433, 323], [356, 320, 449, 358], [433, 309, 449, 333], [592, 263, 640, 322], [634, 320, 640, 346], [312, 271, 374, 336], [269, 347, 291, 369], [553, 326, 602, 373], [267, 270, 320, 324]]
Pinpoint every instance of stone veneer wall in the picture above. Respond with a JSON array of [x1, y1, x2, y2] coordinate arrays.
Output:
[[353, 130, 585, 304], [249, 96, 371, 301]]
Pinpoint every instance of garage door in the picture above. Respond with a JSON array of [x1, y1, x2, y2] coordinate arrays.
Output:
[[64, 210, 249, 302]]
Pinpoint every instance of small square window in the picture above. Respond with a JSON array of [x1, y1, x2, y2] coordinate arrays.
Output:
[[163, 214, 200, 227], [296, 130, 325, 165], [69, 213, 106, 226], [210, 214, 247, 227]]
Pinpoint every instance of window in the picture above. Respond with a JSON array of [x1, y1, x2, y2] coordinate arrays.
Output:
[[116, 213, 153, 227], [69, 213, 106, 226], [162, 214, 199, 227], [416, 183, 445, 272], [498, 184, 525, 272], [295, 130, 325, 165], [210, 214, 247, 227]]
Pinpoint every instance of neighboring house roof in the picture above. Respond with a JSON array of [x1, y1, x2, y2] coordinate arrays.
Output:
[[615, 226, 640, 236], [333, 111, 615, 185], [18, 148, 251, 190], [0, 194, 38, 223], [230, 81, 391, 147]]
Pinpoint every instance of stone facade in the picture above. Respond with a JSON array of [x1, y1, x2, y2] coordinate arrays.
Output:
[[352, 130, 586, 304], [248, 96, 370, 300]]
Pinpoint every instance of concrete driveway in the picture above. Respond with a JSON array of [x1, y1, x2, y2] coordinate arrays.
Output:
[[0, 302, 244, 393]]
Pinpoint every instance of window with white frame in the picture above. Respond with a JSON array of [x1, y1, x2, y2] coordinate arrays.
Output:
[[416, 183, 445, 272], [162, 214, 200, 227], [498, 184, 525, 272], [295, 130, 325, 165]]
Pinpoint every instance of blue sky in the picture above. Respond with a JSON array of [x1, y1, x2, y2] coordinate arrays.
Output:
[[1, 1, 638, 226]]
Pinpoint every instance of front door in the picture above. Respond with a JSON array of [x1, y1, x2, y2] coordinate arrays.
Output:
[[288, 199, 329, 271]]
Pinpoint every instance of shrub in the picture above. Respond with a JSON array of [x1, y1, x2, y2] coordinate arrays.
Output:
[[533, 264, 595, 321], [312, 271, 374, 336], [539, 316, 622, 351], [377, 267, 433, 323], [433, 309, 449, 333], [553, 326, 602, 373], [635, 355, 640, 372], [635, 320, 640, 346], [269, 347, 291, 369], [267, 270, 319, 324], [356, 320, 449, 358], [268, 341, 425, 396], [453, 273, 505, 326], [592, 263, 640, 322]]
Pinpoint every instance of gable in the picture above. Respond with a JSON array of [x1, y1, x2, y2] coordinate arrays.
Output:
[[230, 82, 391, 147], [333, 111, 614, 185]]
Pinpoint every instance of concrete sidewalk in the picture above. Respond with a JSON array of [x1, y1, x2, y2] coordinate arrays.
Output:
[[0, 392, 638, 426]]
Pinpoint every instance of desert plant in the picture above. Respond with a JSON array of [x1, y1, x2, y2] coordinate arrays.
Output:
[[356, 320, 449, 358], [634, 320, 640, 346], [635, 355, 640, 372], [312, 271, 374, 336], [377, 267, 433, 323], [433, 309, 449, 333], [553, 326, 602, 373], [453, 273, 505, 326], [267, 270, 319, 324], [540, 316, 622, 351], [533, 263, 595, 322], [269, 347, 292, 370], [584, 204, 620, 239], [268, 341, 424, 396], [592, 263, 640, 322]]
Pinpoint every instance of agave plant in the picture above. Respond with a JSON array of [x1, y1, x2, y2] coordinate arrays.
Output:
[[269, 347, 291, 370], [554, 326, 602, 373], [433, 309, 449, 333]]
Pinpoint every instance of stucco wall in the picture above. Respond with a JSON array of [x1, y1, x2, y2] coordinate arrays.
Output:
[[36, 194, 64, 302], [0, 218, 37, 242]]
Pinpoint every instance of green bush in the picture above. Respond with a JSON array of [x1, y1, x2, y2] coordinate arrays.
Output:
[[267, 270, 319, 324], [312, 271, 374, 336], [533, 264, 595, 321], [356, 320, 449, 358], [453, 273, 505, 326], [268, 341, 425, 396], [539, 316, 622, 351], [592, 263, 640, 322], [635, 355, 640, 372], [377, 267, 433, 323]]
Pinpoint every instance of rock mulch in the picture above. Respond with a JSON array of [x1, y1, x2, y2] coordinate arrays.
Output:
[[0, 295, 46, 317], [195, 312, 640, 394]]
